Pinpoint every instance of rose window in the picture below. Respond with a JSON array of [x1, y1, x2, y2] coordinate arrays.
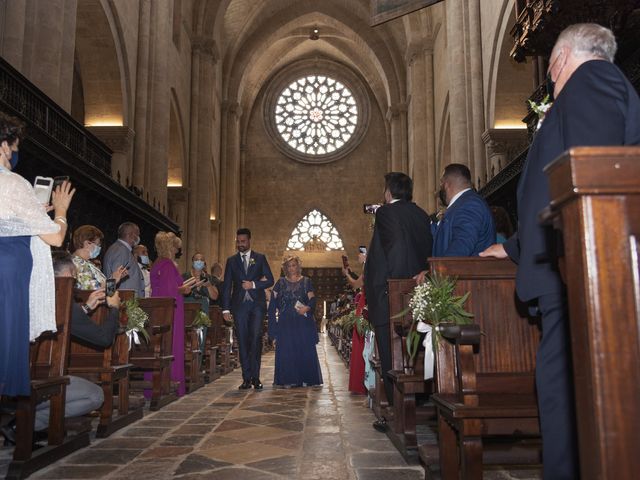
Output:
[[274, 75, 358, 156], [287, 210, 344, 251]]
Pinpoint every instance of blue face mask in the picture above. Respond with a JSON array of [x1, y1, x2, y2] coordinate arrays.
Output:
[[193, 260, 205, 270], [90, 245, 101, 259], [139, 255, 149, 265], [9, 151, 19, 169]]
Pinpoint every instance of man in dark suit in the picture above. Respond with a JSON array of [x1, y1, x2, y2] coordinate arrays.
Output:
[[222, 228, 274, 390], [432, 163, 495, 257], [103, 222, 145, 297], [364, 172, 432, 431], [481, 23, 640, 479]]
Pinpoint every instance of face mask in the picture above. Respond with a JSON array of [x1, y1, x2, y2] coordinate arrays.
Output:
[[139, 255, 149, 265], [133, 235, 140, 247], [545, 72, 555, 102], [9, 151, 19, 169], [175, 247, 183, 259], [193, 260, 205, 270], [438, 187, 448, 207], [90, 245, 101, 259]]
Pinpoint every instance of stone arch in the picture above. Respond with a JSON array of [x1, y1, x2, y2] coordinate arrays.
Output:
[[486, 0, 533, 129], [73, 0, 129, 126]]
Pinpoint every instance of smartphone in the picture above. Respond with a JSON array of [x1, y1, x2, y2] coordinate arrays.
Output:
[[359, 246, 367, 255], [33, 176, 54, 204], [105, 278, 116, 297], [363, 203, 382, 214], [53, 175, 69, 190], [341, 255, 349, 269]]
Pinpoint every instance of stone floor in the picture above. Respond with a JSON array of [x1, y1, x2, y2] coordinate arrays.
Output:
[[1, 336, 542, 479]]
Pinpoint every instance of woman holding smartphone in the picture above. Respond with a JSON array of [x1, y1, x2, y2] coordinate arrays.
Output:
[[0, 113, 75, 397], [267, 255, 322, 388]]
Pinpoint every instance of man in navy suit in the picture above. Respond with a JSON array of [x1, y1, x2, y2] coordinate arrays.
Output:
[[222, 228, 274, 389], [481, 24, 640, 479], [432, 163, 495, 257]]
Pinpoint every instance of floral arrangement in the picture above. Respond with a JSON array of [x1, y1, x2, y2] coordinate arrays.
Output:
[[249, 257, 256, 267], [124, 297, 150, 346], [396, 273, 474, 366], [191, 310, 211, 328], [336, 309, 371, 337], [528, 94, 553, 130]]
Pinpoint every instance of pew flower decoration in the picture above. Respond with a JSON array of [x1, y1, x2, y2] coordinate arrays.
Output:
[[395, 274, 474, 378], [528, 94, 553, 130], [191, 310, 211, 345], [124, 298, 150, 349], [336, 309, 371, 337]]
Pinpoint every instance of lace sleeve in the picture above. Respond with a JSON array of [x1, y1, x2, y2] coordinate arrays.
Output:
[[0, 170, 59, 237]]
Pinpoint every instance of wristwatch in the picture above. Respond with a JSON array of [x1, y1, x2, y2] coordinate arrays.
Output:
[[81, 304, 92, 315]]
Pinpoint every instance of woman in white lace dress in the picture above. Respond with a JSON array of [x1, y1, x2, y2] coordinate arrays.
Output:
[[0, 112, 75, 397]]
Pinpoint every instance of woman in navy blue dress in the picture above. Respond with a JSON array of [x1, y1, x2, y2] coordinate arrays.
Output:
[[0, 113, 74, 398], [268, 255, 322, 387]]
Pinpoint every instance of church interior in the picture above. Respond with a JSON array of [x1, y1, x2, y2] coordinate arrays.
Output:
[[1, 0, 639, 478]]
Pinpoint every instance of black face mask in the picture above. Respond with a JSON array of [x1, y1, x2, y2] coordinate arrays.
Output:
[[545, 72, 555, 102], [438, 187, 448, 207], [175, 247, 183, 259]]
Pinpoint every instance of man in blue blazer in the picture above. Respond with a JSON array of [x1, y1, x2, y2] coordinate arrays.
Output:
[[222, 228, 274, 389], [481, 24, 640, 479], [432, 163, 495, 257]]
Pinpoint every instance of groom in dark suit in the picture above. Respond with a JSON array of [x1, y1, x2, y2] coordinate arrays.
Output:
[[364, 172, 432, 431], [222, 228, 274, 390], [481, 23, 640, 479]]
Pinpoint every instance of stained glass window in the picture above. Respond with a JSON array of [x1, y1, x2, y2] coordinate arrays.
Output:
[[287, 210, 344, 251], [274, 75, 358, 156]]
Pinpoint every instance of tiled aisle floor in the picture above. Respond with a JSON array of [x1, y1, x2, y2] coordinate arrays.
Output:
[[25, 336, 425, 480]]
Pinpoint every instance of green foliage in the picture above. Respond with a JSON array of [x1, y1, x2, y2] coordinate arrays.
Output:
[[191, 310, 211, 328], [124, 297, 150, 342], [334, 309, 371, 337]]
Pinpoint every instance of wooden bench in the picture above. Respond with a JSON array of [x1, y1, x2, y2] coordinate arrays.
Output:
[[204, 306, 222, 381], [130, 297, 176, 410], [386, 279, 433, 457], [183, 302, 204, 393], [5, 277, 90, 480], [68, 289, 142, 437], [422, 258, 541, 480], [545, 147, 640, 479], [209, 305, 232, 375]]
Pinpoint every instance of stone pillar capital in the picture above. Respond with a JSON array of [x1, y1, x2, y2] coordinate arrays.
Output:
[[192, 36, 219, 64], [87, 126, 135, 153], [386, 102, 408, 121]]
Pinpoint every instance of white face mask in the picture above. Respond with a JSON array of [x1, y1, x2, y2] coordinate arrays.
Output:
[[139, 255, 149, 265], [133, 235, 140, 247], [90, 245, 101, 259]]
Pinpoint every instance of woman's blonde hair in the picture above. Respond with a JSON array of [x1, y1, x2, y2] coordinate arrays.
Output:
[[282, 254, 302, 275], [155, 231, 181, 259]]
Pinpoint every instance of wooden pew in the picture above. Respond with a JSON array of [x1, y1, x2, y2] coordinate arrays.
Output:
[[183, 302, 204, 393], [67, 289, 142, 437], [5, 278, 90, 480], [209, 306, 232, 375], [130, 297, 177, 410], [386, 279, 433, 457], [545, 147, 640, 479], [204, 305, 222, 381], [422, 258, 541, 480]]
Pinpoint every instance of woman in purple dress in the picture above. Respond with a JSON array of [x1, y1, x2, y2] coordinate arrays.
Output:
[[150, 232, 195, 397]]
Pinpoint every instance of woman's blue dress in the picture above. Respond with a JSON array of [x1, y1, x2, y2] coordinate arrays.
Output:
[[268, 277, 323, 387], [0, 236, 33, 396]]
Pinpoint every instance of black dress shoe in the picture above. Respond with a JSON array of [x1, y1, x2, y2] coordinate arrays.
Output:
[[238, 381, 252, 390], [372, 417, 388, 433], [252, 378, 263, 390]]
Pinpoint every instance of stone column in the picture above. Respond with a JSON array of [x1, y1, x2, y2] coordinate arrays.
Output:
[[1, 0, 78, 111], [407, 39, 437, 213], [218, 101, 242, 260], [481, 128, 528, 182], [387, 102, 408, 173], [445, 0, 469, 168], [87, 126, 135, 184], [186, 35, 218, 264], [132, 0, 170, 212], [467, 0, 486, 188]]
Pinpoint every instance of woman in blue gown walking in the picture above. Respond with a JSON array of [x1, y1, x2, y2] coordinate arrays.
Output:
[[268, 255, 323, 387]]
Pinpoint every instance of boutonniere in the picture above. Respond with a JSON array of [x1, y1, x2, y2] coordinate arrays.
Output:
[[249, 258, 256, 267], [528, 94, 553, 131]]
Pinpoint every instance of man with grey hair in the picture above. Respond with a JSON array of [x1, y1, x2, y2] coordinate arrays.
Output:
[[481, 23, 640, 478], [103, 221, 145, 297]]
